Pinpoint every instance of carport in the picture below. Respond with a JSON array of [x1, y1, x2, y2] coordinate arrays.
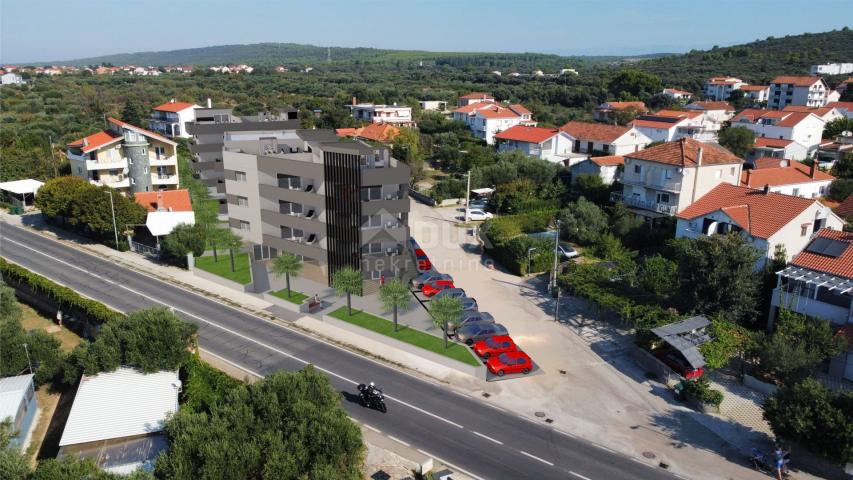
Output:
[[0, 179, 44, 210], [650, 315, 711, 370]]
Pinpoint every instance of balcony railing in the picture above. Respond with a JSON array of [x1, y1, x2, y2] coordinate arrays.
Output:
[[621, 172, 682, 192], [149, 156, 177, 166], [362, 244, 404, 257], [91, 176, 130, 189], [610, 191, 677, 215], [151, 173, 178, 185], [86, 158, 128, 171]]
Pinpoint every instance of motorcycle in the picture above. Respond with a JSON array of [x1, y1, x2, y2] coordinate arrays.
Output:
[[357, 383, 387, 413]]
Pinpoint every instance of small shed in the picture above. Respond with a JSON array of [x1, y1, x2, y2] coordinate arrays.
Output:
[[470, 187, 495, 199], [0, 374, 38, 450], [0, 179, 44, 209], [650, 315, 712, 369]]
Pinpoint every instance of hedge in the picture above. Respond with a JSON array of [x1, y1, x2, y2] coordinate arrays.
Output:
[[0, 257, 125, 325], [480, 210, 559, 275]]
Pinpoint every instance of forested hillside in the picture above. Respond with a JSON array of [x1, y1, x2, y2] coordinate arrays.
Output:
[[635, 28, 853, 91]]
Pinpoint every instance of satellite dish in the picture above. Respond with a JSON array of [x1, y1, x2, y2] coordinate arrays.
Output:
[[122, 167, 129, 174], [842, 130, 852, 137]]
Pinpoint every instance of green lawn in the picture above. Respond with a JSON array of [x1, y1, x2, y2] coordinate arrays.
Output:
[[195, 252, 252, 285], [329, 307, 480, 367], [271, 289, 309, 304]]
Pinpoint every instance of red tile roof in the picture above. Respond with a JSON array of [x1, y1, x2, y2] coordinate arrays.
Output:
[[664, 88, 692, 95], [134, 189, 193, 212], [740, 85, 769, 92], [600, 101, 648, 112], [108, 117, 175, 145], [559, 121, 631, 143], [740, 162, 834, 188], [826, 101, 853, 111], [835, 193, 853, 219], [771, 76, 824, 87], [153, 101, 196, 113], [791, 229, 853, 278], [460, 92, 494, 100], [752, 156, 791, 169], [677, 183, 816, 239], [627, 137, 742, 167], [732, 109, 816, 128], [686, 101, 734, 111], [494, 125, 558, 143], [453, 101, 495, 114], [782, 105, 838, 118], [754, 137, 794, 148], [509, 104, 531, 115], [477, 105, 521, 119], [338, 123, 400, 142], [630, 119, 683, 129], [589, 155, 624, 167], [67, 130, 122, 153]]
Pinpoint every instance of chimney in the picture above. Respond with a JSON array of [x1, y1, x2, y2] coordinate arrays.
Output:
[[745, 168, 752, 186], [696, 147, 703, 166], [763, 184, 770, 195], [82, 137, 88, 148], [206, 97, 212, 108], [170, 98, 176, 103], [809, 161, 817, 178], [352, 96, 357, 106]]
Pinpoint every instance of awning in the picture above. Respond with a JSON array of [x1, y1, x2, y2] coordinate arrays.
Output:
[[0, 179, 44, 195], [651, 316, 711, 369], [470, 187, 495, 196], [777, 266, 853, 294], [145, 211, 195, 237]]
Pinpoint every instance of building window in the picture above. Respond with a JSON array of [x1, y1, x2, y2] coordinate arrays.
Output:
[[664, 169, 673, 179], [279, 201, 303, 215], [656, 193, 670, 204], [239, 221, 250, 231], [715, 170, 722, 179], [277, 174, 301, 189], [361, 242, 382, 254], [634, 165, 641, 174], [361, 186, 382, 202], [280, 226, 303, 240], [361, 215, 381, 228], [800, 224, 809, 236], [155, 146, 165, 159], [237, 196, 249, 207], [730, 167, 735, 176], [792, 188, 800, 197], [235, 171, 247, 182]]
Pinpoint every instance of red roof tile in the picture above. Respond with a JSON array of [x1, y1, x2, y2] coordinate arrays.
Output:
[[627, 138, 742, 167], [740, 162, 834, 188], [509, 104, 531, 115], [686, 101, 734, 111], [826, 101, 853, 111], [559, 121, 631, 143], [453, 101, 495, 114], [740, 85, 769, 92], [835, 193, 853, 219], [339, 123, 400, 142], [134, 189, 193, 212], [754, 137, 793, 148], [108, 117, 175, 145], [67, 130, 122, 153], [791, 229, 853, 278], [752, 156, 792, 169], [477, 105, 521, 119], [771, 76, 825, 87], [589, 155, 624, 167], [600, 101, 648, 112], [494, 125, 558, 143], [153, 101, 196, 113], [664, 88, 692, 95], [677, 183, 816, 239], [460, 92, 494, 100], [732, 109, 816, 128]]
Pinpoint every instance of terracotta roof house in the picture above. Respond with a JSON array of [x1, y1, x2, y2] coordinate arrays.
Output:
[[559, 121, 651, 157], [836, 194, 853, 219], [703, 77, 747, 100], [335, 123, 400, 143], [494, 125, 573, 164], [782, 105, 844, 123], [732, 108, 825, 161], [676, 183, 843, 268], [593, 101, 648, 123], [825, 101, 853, 119], [740, 85, 771, 102], [740, 162, 834, 198], [457, 92, 495, 106], [662, 88, 693, 100], [149, 99, 200, 138], [630, 110, 715, 143], [570, 155, 624, 186], [133, 189, 195, 238], [452, 102, 536, 145]]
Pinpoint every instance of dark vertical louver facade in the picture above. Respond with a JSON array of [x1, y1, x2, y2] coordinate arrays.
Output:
[[323, 151, 362, 284]]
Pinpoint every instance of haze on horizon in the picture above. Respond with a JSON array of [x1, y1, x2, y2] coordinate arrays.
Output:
[[1, 0, 851, 63]]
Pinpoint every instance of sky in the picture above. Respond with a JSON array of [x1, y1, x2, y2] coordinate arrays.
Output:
[[2, 0, 852, 63]]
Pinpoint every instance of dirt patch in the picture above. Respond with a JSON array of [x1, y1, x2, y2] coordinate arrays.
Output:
[[19, 303, 81, 352]]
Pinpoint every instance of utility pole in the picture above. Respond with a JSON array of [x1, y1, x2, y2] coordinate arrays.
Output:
[[23, 343, 33, 374], [108, 190, 119, 249], [551, 219, 561, 289], [464, 170, 471, 224], [47, 135, 59, 177], [554, 285, 561, 322]]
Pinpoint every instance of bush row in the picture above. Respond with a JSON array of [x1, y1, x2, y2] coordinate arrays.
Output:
[[480, 210, 558, 275]]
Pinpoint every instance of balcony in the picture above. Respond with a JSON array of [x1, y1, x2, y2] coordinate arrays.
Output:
[[771, 288, 851, 325], [151, 173, 179, 185], [149, 156, 177, 167], [621, 172, 682, 193], [610, 191, 677, 215], [86, 158, 128, 171], [91, 176, 130, 189], [362, 243, 404, 257]]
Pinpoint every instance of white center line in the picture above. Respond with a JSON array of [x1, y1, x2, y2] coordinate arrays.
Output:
[[519, 450, 554, 467], [387, 435, 410, 447], [569, 471, 594, 480], [472, 430, 503, 445]]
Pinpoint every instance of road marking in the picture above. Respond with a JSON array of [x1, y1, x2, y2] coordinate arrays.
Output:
[[569, 471, 593, 480], [519, 450, 554, 466], [363, 424, 381, 434], [2, 236, 464, 432], [595, 444, 616, 454], [416, 449, 486, 480], [387, 435, 410, 447], [631, 458, 645, 464], [471, 430, 503, 445]]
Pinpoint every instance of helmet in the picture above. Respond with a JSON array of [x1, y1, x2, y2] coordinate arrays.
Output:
[[369, 382, 375, 387]]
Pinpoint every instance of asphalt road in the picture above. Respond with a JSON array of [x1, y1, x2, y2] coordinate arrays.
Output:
[[0, 221, 681, 480]]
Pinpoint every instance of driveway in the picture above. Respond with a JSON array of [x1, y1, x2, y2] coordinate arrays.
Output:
[[410, 202, 772, 480]]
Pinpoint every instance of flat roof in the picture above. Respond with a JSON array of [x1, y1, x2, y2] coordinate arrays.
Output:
[[0, 374, 34, 423], [0, 179, 44, 195]]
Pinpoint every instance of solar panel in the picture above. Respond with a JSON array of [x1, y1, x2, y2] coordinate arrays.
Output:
[[823, 239, 848, 257], [806, 237, 832, 254], [805, 236, 848, 257]]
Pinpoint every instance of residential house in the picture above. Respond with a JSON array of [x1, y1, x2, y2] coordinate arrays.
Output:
[[702, 77, 746, 101], [612, 138, 744, 219], [684, 101, 736, 127], [0, 374, 37, 451], [221, 130, 412, 288], [768, 76, 829, 109], [676, 183, 842, 268], [494, 125, 573, 164], [731, 108, 826, 158], [335, 123, 400, 143], [630, 110, 715, 143], [811, 63, 853, 76], [570, 155, 624, 186], [418, 100, 448, 112], [740, 85, 771, 103], [835, 193, 853, 221], [559, 121, 651, 156], [826, 101, 853, 119], [349, 102, 415, 127], [457, 92, 494, 107], [826, 90, 841, 103], [59, 368, 180, 474], [0, 72, 24, 85], [782, 105, 844, 123], [740, 162, 834, 198], [592, 101, 648, 123], [817, 132, 853, 168], [662, 88, 693, 101], [133, 189, 195, 239], [148, 100, 200, 139], [748, 138, 809, 164], [67, 118, 179, 194], [453, 102, 535, 145]]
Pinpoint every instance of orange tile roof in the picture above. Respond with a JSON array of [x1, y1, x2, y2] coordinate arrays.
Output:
[[494, 125, 558, 143], [731, 109, 815, 128], [630, 119, 683, 129], [335, 128, 358, 137], [782, 105, 837, 118], [771, 76, 824, 87], [752, 156, 791, 169], [153, 101, 196, 113], [67, 130, 122, 153], [664, 88, 692, 95], [791, 229, 853, 278], [754, 137, 793, 148], [460, 92, 494, 100], [740, 162, 834, 188], [589, 155, 624, 167], [509, 104, 531, 115], [600, 101, 648, 112], [677, 183, 816, 239], [627, 137, 742, 167], [826, 101, 853, 111], [560, 121, 631, 143], [108, 117, 175, 144], [686, 101, 734, 111], [476, 105, 521, 119], [653, 109, 703, 119], [453, 101, 495, 114], [740, 85, 769, 91], [134, 189, 193, 212], [835, 193, 853, 219]]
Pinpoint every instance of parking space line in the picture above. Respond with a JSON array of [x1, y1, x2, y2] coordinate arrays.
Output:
[[472, 430, 503, 445], [569, 471, 593, 480], [519, 450, 554, 466]]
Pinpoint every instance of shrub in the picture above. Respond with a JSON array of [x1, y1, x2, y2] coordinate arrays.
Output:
[[480, 211, 558, 275], [683, 374, 724, 407], [559, 197, 608, 246]]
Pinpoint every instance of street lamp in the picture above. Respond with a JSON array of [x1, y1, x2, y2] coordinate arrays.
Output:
[[527, 247, 537, 276], [107, 189, 119, 250]]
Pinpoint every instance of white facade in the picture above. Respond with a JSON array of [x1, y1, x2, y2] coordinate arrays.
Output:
[[350, 103, 414, 126], [418, 100, 448, 112], [734, 112, 825, 155], [751, 140, 810, 162], [1, 72, 24, 85], [741, 86, 770, 102], [632, 115, 714, 143], [149, 102, 200, 139], [702, 77, 745, 101], [662, 88, 692, 101], [454, 104, 534, 145], [571, 158, 622, 185], [810, 63, 853, 76], [496, 131, 574, 163], [769, 77, 829, 109], [560, 126, 652, 156]]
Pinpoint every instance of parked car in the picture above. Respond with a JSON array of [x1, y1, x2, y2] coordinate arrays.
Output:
[[456, 322, 508, 345], [422, 279, 455, 297], [473, 335, 517, 358], [458, 297, 478, 311], [466, 209, 493, 221], [558, 243, 579, 260], [432, 288, 467, 300], [411, 271, 452, 290], [447, 311, 494, 335], [653, 347, 704, 380], [487, 351, 533, 376]]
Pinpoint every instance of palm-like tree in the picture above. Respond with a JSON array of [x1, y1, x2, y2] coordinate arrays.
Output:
[[429, 295, 462, 349], [332, 266, 362, 316], [270, 252, 302, 298], [379, 279, 412, 332], [221, 230, 244, 273]]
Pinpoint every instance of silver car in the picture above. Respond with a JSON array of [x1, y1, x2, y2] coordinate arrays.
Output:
[[432, 288, 467, 300], [456, 322, 508, 346], [411, 271, 452, 290], [447, 311, 493, 335], [458, 297, 478, 311]]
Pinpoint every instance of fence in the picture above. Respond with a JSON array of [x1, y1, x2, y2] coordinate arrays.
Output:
[[128, 238, 160, 258]]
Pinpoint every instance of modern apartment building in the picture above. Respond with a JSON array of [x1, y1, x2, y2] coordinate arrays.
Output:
[[185, 107, 299, 212], [67, 118, 179, 194], [768, 76, 829, 109], [349, 102, 415, 127], [810, 63, 853, 76], [702, 77, 746, 101], [148, 100, 200, 138], [222, 130, 412, 287]]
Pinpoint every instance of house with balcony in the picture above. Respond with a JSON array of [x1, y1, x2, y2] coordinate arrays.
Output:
[[612, 138, 743, 221], [148, 100, 200, 138], [771, 229, 853, 380], [67, 118, 179, 195], [457, 92, 494, 107], [222, 130, 411, 289], [702, 77, 746, 101], [661, 88, 693, 101], [684, 101, 735, 128], [782, 105, 844, 124], [592, 101, 648, 123], [559, 121, 651, 157], [817, 132, 853, 168], [494, 125, 573, 164], [570, 155, 624, 186], [349, 102, 415, 127], [732, 108, 826, 159], [630, 110, 715, 143], [740, 85, 770, 103], [740, 162, 834, 198], [676, 183, 843, 269], [768, 76, 829, 109], [453, 102, 536, 145]]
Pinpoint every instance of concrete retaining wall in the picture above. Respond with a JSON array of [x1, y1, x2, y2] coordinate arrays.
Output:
[[262, 292, 305, 313], [743, 374, 778, 396], [191, 267, 254, 293], [630, 346, 682, 387]]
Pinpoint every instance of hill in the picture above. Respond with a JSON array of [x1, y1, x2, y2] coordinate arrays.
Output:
[[634, 28, 853, 91]]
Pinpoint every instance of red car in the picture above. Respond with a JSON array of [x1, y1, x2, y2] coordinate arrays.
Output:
[[414, 249, 431, 271], [653, 348, 704, 380], [473, 335, 517, 359], [487, 351, 533, 376], [422, 279, 454, 296]]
